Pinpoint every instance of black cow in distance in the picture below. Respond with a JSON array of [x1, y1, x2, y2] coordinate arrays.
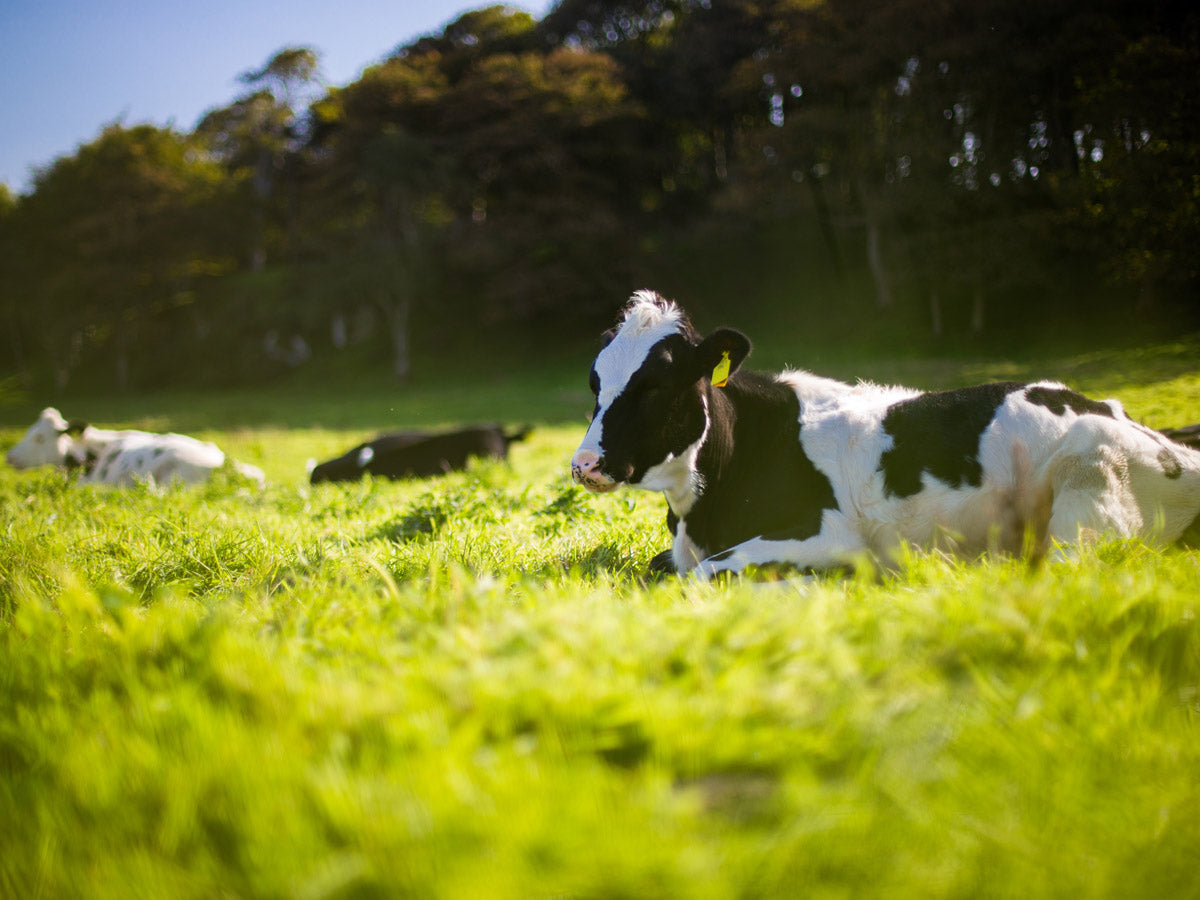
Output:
[[310, 425, 531, 484]]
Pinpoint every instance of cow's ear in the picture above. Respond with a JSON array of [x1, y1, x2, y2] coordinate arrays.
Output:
[[63, 420, 88, 436], [696, 328, 751, 386]]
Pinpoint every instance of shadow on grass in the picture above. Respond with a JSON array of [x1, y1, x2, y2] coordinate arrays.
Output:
[[561, 541, 662, 582]]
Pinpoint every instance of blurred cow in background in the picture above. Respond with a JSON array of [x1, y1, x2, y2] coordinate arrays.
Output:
[[5, 407, 265, 487], [1160, 424, 1200, 452], [309, 425, 531, 484]]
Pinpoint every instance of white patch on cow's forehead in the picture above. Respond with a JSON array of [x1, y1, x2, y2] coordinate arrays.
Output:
[[595, 294, 685, 403]]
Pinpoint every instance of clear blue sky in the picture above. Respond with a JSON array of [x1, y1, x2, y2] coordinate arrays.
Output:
[[0, 0, 554, 194]]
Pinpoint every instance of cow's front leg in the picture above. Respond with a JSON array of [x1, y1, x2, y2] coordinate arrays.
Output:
[[690, 511, 863, 580]]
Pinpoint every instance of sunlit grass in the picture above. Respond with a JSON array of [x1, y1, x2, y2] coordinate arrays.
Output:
[[1, 339, 1199, 899]]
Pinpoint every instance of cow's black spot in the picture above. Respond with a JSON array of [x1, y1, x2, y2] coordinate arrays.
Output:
[[880, 382, 1025, 499], [1158, 448, 1183, 479], [96, 450, 118, 481], [762, 522, 831, 542], [152, 447, 165, 458], [1025, 386, 1117, 419]]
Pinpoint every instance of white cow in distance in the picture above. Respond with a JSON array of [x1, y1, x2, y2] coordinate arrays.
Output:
[[5, 407, 265, 488]]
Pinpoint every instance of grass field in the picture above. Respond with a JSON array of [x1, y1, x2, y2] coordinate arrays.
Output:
[[1, 337, 1199, 899]]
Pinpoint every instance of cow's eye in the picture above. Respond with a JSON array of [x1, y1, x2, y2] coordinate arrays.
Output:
[[589, 370, 600, 395]]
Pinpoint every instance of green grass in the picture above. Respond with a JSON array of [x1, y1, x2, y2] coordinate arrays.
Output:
[[1, 339, 1199, 899]]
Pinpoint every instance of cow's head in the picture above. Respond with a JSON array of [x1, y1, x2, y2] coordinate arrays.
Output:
[[571, 291, 750, 494], [5, 407, 88, 470]]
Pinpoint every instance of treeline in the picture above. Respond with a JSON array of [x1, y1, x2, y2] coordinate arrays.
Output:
[[1, 0, 1197, 392]]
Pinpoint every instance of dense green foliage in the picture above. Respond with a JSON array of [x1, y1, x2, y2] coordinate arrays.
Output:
[[2, 0, 1198, 392], [1, 342, 1198, 898]]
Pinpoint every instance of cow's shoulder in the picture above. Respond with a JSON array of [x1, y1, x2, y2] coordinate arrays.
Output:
[[778, 372, 914, 475], [687, 371, 838, 554]]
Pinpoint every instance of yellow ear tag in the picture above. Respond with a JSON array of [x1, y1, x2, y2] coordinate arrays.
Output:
[[711, 351, 731, 388]]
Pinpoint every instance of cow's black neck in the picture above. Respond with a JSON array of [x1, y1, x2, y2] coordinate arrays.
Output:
[[677, 370, 837, 560]]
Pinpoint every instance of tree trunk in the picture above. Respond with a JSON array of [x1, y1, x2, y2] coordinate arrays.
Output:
[[115, 330, 131, 391], [331, 313, 347, 350], [807, 175, 844, 279], [1047, 66, 1080, 177], [250, 204, 267, 272], [389, 293, 411, 383], [250, 148, 273, 272], [713, 127, 728, 182], [375, 179, 435, 384], [858, 179, 893, 308], [971, 290, 985, 333], [8, 317, 28, 385], [866, 220, 892, 308]]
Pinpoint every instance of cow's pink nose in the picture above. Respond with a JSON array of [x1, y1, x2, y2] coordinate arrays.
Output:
[[571, 450, 618, 493], [571, 449, 602, 484]]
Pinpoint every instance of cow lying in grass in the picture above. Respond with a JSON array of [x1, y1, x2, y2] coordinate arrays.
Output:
[[309, 425, 531, 484], [571, 291, 1200, 578], [5, 407, 265, 488], [1161, 423, 1200, 452]]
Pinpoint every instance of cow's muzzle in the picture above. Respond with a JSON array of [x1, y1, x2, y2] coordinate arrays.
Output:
[[571, 449, 619, 493]]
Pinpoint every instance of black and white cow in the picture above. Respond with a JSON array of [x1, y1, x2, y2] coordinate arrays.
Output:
[[571, 291, 1200, 578], [309, 425, 531, 484], [5, 407, 265, 487]]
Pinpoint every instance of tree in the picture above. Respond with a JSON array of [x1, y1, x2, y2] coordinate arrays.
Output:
[[7, 0, 1198, 394], [305, 57, 454, 382], [304, 7, 650, 378], [13, 123, 230, 389], [1072, 23, 1200, 303], [0, 184, 24, 381], [196, 47, 322, 269], [709, 0, 1200, 333], [240, 46, 321, 113]]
